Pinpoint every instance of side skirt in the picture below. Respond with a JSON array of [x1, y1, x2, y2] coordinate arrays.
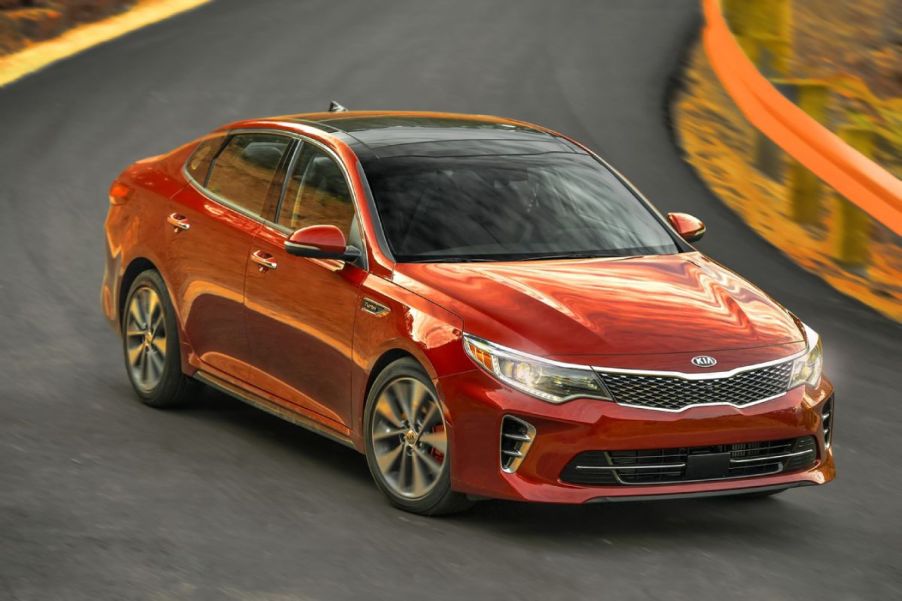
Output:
[[194, 370, 357, 450]]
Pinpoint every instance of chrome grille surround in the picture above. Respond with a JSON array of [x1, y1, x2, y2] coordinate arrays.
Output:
[[594, 356, 798, 412]]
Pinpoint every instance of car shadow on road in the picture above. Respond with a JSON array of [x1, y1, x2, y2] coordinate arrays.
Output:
[[178, 385, 822, 545], [458, 494, 818, 545], [178, 385, 372, 478]]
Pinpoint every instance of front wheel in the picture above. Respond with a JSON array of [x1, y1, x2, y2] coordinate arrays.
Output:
[[363, 358, 473, 515], [122, 269, 198, 408]]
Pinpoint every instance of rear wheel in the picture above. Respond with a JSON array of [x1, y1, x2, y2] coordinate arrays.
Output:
[[122, 270, 198, 408], [364, 358, 473, 515]]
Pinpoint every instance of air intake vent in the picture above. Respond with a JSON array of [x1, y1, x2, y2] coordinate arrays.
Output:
[[561, 436, 818, 486], [500, 416, 536, 473], [822, 396, 834, 449]]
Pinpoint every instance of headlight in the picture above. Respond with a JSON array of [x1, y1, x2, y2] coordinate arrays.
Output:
[[463, 334, 610, 403], [790, 324, 823, 388]]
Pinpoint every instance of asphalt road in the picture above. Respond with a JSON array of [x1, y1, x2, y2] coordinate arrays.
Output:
[[1, 1, 900, 599]]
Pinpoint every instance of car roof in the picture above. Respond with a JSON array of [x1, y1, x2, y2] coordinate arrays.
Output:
[[258, 111, 582, 159]]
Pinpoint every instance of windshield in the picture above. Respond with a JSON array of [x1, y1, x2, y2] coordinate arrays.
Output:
[[362, 151, 681, 262]]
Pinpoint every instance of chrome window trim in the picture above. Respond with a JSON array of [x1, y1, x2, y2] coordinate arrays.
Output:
[[184, 133, 228, 187], [183, 164, 277, 227], [181, 127, 369, 271], [182, 130, 295, 226], [272, 136, 303, 228]]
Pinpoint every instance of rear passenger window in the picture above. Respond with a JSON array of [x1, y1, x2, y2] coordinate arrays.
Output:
[[277, 143, 356, 238], [186, 135, 225, 185], [206, 133, 290, 216]]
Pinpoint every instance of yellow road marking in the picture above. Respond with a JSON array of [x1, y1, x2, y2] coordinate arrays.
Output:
[[0, 0, 212, 88]]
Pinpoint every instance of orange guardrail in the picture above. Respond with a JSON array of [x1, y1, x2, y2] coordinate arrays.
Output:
[[701, 0, 902, 235]]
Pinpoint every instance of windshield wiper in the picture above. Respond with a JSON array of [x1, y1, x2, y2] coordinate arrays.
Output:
[[509, 252, 616, 261], [402, 256, 500, 263], [403, 252, 619, 263]]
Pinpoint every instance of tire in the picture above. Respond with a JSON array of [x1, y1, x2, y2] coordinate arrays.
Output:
[[121, 269, 199, 408], [363, 358, 473, 515]]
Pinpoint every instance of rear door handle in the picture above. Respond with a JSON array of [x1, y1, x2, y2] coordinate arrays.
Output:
[[167, 213, 190, 232], [250, 250, 278, 271]]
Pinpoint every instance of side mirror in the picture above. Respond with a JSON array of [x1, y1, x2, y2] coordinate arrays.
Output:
[[285, 225, 361, 262], [667, 212, 706, 243]]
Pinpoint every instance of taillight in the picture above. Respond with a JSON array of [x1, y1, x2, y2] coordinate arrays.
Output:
[[109, 181, 132, 205]]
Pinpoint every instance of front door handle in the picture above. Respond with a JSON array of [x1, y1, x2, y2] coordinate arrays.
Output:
[[167, 213, 190, 232], [250, 250, 278, 271]]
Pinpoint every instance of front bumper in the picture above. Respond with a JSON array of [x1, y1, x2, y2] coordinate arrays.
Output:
[[439, 369, 835, 503]]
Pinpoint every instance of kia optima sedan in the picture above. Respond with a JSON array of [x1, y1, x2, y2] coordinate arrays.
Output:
[[101, 108, 834, 515]]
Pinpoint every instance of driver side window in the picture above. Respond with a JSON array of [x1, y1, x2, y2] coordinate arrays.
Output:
[[278, 143, 356, 240]]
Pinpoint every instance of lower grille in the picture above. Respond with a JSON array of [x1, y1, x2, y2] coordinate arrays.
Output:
[[597, 360, 794, 411], [561, 436, 818, 486]]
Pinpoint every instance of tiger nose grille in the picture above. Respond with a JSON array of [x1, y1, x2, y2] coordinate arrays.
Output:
[[596, 361, 794, 411], [561, 436, 818, 486]]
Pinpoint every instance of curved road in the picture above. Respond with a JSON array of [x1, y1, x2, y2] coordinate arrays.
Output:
[[1, 1, 900, 599]]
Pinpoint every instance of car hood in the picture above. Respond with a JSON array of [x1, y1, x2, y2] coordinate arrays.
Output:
[[393, 252, 803, 357]]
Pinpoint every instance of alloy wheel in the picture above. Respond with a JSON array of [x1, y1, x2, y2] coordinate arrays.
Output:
[[370, 377, 448, 499], [125, 285, 166, 392]]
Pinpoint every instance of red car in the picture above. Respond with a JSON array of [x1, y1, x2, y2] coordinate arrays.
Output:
[[102, 108, 834, 514]]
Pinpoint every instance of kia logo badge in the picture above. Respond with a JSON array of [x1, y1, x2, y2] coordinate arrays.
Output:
[[691, 355, 717, 368]]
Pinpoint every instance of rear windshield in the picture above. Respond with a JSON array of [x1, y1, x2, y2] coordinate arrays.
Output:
[[361, 150, 680, 262]]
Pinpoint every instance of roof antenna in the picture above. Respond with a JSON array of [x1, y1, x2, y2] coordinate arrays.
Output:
[[328, 100, 348, 113]]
